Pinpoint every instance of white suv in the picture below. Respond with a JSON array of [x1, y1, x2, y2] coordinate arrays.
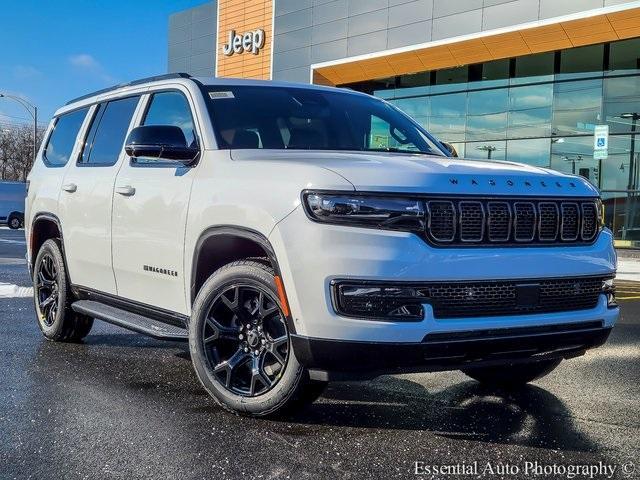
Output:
[[26, 74, 618, 416]]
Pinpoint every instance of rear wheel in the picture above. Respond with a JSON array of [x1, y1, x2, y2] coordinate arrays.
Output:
[[8, 214, 21, 230], [189, 260, 325, 416], [462, 359, 562, 387], [33, 239, 93, 342]]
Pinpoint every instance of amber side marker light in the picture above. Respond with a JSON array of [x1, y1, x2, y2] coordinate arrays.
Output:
[[274, 275, 290, 317]]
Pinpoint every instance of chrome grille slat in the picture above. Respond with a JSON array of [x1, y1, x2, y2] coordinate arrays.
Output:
[[424, 198, 599, 246]]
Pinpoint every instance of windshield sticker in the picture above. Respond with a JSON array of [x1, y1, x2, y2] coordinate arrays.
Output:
[[209, 91, 235, 99]]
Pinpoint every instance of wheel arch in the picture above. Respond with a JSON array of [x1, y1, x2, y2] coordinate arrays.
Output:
[[30, 213, 68, 277], [190, 225, 282, 306]]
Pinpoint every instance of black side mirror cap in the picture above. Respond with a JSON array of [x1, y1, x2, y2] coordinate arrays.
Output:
[[125, 125, 199, 164]]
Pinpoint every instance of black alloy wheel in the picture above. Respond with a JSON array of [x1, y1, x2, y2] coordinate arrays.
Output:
[[35, 252, 60, 327], [201, 283, 289, 397]]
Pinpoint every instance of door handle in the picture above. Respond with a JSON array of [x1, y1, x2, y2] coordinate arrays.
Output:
[[62, 183, 77, 193], [115, 185, 136, 196]]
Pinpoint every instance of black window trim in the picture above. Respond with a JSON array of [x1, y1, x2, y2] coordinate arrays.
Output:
[[75, 94, 142, 168], [42, 105, 91, 168], [129, 88, 202, 169]]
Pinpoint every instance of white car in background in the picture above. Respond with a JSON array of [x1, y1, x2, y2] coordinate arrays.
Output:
[[0, 180, 26, 229]]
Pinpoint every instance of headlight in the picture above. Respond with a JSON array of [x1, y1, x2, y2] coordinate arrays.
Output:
[[303, 192, 425, 232], [597, 198, 605, 228], [602, 278, 617, 308]]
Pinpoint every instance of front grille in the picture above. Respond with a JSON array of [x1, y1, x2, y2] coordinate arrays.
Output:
[[425, 198, 600, 246], [427, 277, 604, 319]]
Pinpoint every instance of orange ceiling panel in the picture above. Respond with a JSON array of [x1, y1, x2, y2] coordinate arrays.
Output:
[[313, 6, 640, 85]]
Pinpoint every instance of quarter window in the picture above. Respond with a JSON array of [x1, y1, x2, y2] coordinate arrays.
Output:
[[79, 96, 140, 166], [43, 107, 89, 167]]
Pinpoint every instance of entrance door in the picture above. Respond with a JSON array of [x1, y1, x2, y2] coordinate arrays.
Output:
[[111, 89, 201, 314], [58, 96, 141, 294]]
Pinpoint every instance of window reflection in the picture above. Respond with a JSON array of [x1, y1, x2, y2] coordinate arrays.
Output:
[[550, 137, 599, 183], [604, 76, 640, 134], [552, 79, 603, 136], [464, 141, 506, 161], [505, 138, 550, 167], [466, 89, 508, 140], [508, 83, 553, 138], [429, 93, 466, 142]]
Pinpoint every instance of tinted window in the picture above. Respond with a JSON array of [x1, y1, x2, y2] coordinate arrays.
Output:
[[203, 86, 445, 155], [80, 96, 139, 166], [43, 108, 89, 167], [143, 91, 196, 146]]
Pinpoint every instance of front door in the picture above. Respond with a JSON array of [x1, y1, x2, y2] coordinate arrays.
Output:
[[57, 96, 141, 294], [111, 89, 200, 314]]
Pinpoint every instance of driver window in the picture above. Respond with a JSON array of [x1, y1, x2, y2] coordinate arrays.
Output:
[[143, 91, 197, 147]]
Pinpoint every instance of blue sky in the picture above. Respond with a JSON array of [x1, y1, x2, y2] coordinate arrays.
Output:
[[0, 0, 208, 128]]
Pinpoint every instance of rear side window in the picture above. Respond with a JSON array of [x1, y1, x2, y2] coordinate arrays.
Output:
[[43, 107, 89, 167], [78, 96, 140, 166]]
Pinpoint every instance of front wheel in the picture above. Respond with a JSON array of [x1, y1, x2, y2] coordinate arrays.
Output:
[[189, 260, 325, 416], [462, 358, 562, 387]]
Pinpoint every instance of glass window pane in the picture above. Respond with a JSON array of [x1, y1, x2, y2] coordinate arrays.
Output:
[[550, 136, 599, 186], [602, 192, 640, 243], [608, 38, 640, 74], [85, 96, 139, 166], [466, 88, 508, 140], [603, 76, 640, 134], [558, 44, 604, 79], [428, 92, 466, 142], [394, 72, 431, 97], [143, 91, 196, 146], [43, 107, 89, 166], [464, 141, 506, 161], [552, 79, 603, 136], [600, 135, 638, 191], [432, 67, 468, 94], [512, 52, 554, 85], [508, 83, 553, 138], [506, 138, 550, 167]]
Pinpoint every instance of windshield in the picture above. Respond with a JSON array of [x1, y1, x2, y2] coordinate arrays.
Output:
[[202, 86, 446, 156]]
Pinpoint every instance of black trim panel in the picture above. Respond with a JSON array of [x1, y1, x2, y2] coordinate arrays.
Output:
[[72, 286, 189, 328], [291, 321, 611, 377]]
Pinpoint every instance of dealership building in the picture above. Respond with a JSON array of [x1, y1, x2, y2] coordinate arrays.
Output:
[[168, 0, 640, 246]]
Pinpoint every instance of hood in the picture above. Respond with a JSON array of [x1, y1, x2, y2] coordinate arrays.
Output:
[[230, 150, 600, 197]]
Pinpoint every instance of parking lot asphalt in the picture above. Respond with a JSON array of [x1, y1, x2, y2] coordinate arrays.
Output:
[[0, 226, 638, 480]]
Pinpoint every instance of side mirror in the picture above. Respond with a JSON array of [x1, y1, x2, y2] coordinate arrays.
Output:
[[125, 125, 199, 164], [441, 141, 458, 158]]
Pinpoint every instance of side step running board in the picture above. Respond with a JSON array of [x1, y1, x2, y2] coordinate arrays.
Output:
[[71, 300, 189, 341]]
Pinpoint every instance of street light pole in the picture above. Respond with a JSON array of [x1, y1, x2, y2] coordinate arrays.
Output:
[[0, 93, 38, 162]]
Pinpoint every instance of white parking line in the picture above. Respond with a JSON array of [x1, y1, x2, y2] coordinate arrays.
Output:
[[0, 238, 26, 245], [0, 283, 33, 298]]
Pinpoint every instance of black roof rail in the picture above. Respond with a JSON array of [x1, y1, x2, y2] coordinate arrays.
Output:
[[65, 73, 192, 105]]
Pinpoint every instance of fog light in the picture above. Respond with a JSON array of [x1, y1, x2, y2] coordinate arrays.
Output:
[[602, 278, 617, 308], [333, 283, 426, 321]]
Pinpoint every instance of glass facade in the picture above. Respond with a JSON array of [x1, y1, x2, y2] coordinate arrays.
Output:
[[344, 39, 640, 247]]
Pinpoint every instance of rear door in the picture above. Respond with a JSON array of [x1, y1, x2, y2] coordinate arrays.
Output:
[[111, 88, 201, 313], [57, 96, 141, 293]]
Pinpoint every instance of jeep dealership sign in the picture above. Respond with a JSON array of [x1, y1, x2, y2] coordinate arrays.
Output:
[[222, 29, 265, 56]]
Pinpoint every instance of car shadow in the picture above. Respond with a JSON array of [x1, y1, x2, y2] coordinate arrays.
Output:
[[283, 376, 600, 453]]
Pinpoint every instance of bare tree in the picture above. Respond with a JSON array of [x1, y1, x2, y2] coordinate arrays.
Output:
[[0, 123, 45, 181]]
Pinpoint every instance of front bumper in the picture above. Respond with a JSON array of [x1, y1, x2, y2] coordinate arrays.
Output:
[[270, 205, 619, 343], [292, 320, 613, 380]]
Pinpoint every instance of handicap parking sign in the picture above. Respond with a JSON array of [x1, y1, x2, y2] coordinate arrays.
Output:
[[594, 125, 609, 158]]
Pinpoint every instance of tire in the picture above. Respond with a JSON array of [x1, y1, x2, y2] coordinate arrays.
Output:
[[462, 358, 562, 387], [33, 239, 94, 342], [8, 214, 21, 230], [189, 260, 325, 417]]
